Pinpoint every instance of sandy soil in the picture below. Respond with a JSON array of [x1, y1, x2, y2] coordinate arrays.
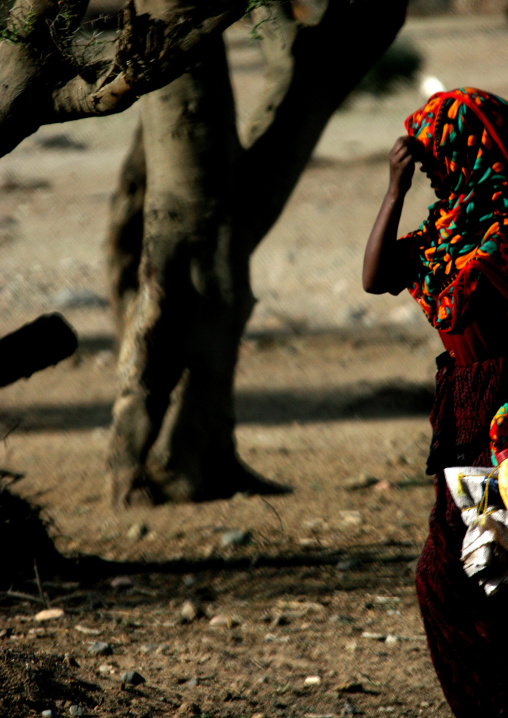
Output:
[[2, 10, 508, 718]]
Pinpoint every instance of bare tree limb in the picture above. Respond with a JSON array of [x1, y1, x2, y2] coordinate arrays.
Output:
[[51, 0, 252, 118], [0, 0, 251, 157], [241, 1, 298, 148], [0, 0, 90, 154], [238, 0, 409, 246], [0, 0, 388, 159]]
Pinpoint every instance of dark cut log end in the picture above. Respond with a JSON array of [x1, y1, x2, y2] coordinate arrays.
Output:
[[0, 313, 78, 388]]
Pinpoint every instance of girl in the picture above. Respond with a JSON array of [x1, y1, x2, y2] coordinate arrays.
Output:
[[363, 87, 508, 717]]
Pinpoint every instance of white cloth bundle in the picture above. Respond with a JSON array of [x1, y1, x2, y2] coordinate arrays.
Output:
[[444, 466, 508, 595]]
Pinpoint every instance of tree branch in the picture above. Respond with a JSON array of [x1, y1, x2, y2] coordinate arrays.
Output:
[[0, 0, 90, 155], [0, 0, 252, 158], [240, 1, 298, 148], [238, 0, 410, 246], [0, 0, 383, 158], [51, 0, 252, 118]]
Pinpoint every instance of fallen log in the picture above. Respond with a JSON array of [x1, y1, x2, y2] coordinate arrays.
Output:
[[0, 313, 78, 388]]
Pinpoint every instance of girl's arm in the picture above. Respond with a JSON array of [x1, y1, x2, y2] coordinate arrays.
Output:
[[362, 135, 420, 295]]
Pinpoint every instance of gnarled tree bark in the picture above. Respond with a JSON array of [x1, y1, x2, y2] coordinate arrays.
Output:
[[107, 34, 270, 503], [104, 0, 409, 505]]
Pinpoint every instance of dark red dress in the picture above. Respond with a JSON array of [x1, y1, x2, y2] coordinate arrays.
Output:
[[416, 295, 508, 717]]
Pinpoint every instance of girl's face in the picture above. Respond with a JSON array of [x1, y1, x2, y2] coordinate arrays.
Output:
[[409, 137, 448, 196]]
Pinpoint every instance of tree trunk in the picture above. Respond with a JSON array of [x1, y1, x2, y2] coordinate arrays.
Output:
[[106, 0, 409, 505], [106, 35, 288, 504]]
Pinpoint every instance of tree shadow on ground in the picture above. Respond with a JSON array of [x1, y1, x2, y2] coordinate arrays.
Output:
[[0, 382, 433, 432], [1, 328, 433, 431], [2, 539, 419, 611]]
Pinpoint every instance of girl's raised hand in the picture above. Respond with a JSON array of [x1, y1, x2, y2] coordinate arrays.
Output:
[[388, 135, 419, 195]]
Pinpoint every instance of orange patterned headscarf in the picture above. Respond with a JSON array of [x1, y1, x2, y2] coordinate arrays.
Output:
[[403, 87, 508, 330]]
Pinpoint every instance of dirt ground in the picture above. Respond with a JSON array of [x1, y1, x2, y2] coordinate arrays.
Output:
[[2, 10, 508, 718]]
